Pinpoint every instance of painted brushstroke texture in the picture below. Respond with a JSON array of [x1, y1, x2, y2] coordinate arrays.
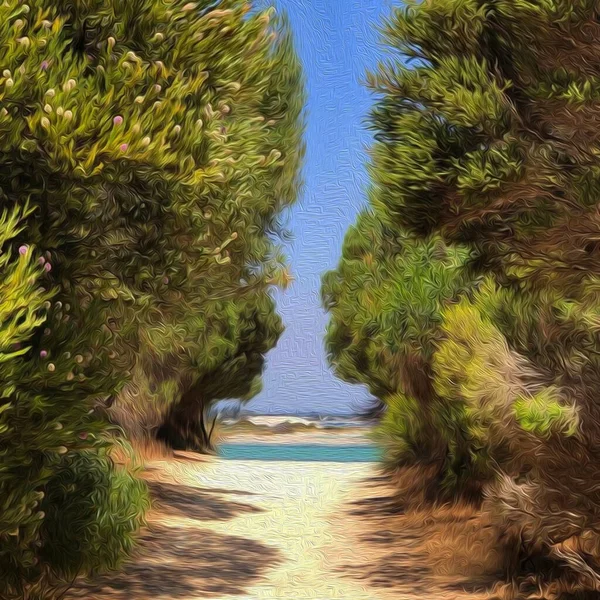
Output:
[[6, 0, 600, 599], [247, 0, 394, 416]]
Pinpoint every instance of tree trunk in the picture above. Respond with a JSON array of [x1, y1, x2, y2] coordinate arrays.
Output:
[[400, 354, 447, 464], [207, 414, 218, 447], [156, 382, 213, 453], [198, 408, 209, 447]]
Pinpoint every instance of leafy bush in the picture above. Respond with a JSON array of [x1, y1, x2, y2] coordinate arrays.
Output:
[[38, 451, 149, 593], [323, 212, 480, 493], [325, 0, 600, 586], [0, 206, 148, 599], [0, 0, 304, 595]]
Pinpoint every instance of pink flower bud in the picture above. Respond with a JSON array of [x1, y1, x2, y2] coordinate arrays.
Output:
[[18, 245, 28, 255], [38, 256, 45, 265], [163, 276, 169, 284], [119, 143, 128, 152], [113, 115, 123, 125], [78, 432, 88, 440], [44, 262, 51, 272], [40, 350, 47, 358], [40, 61, 49, 71]]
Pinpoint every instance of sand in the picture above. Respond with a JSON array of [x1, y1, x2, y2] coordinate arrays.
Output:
[[68, 440, 491, 600], [214, 427, 375, 446]]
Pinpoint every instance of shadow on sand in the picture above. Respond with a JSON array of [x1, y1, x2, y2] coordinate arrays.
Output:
[[337, 474, 495, 598], [147, 480, 263, 522], [67, 480, 280, 599], [341, 475, 600, 600]]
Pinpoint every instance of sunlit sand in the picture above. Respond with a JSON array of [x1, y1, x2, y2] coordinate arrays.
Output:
[[68, 431, 489, 600]]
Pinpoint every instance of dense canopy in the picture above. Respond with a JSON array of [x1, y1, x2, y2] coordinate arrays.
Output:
[[0, 1, 304, 597], [324, 0, 600, 582]]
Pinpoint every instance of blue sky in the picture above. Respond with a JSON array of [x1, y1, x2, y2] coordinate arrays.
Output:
[[246, 0, 395, 415]]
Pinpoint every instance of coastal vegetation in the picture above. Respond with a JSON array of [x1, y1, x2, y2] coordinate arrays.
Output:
[[323, 0, 600, 593], [0, 0, 303, 597], [6, 0, 600, 597]]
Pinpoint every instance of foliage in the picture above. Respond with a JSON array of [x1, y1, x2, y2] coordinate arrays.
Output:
[[513, 388, 578, 438], [323, 209, 474, 399], [0, 207, 148, 599], [156, 291, 283, 451], [368, 0, 600, 291], [323, 209, 480, 492], [0, 0, 303, 448], [0, 0, 303, 595], [324, 0, 600, 583], [38, 451, 149, 592], [78, 0, 305, 449]]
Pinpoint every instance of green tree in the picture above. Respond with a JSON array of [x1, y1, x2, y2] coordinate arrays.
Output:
[[0, 0, 303, 595], [155, 291, 284, 451], [368, 0, 600, 291], [85, 1, 305, 449], [0, 0, 302, 431], [323, 208, 479, 493], [0, 206, 149, 600], [341, 0, 600, 581]]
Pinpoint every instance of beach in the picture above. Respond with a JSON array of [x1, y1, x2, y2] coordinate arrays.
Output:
[[68, 430, 491, 600]]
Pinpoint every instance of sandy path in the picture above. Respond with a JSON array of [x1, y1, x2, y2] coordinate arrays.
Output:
[[68, 454, 491, 600]]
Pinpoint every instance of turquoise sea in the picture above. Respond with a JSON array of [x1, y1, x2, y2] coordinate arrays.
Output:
[[218, 443, 381, 463]]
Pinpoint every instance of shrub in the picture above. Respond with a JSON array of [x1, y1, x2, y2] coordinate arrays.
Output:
[[323, 212, 479, 494], [0, 206, 148, 599], [325, 0, 600, 584], [38, 451, 149, 597]]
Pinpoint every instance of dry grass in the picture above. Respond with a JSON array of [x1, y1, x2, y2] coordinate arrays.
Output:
[[337, 469, 493, 599], [420, 506, 503, 580], [361, 465, 600, 600], [110, 437, 173, 470], [386, 464, 500, 580]]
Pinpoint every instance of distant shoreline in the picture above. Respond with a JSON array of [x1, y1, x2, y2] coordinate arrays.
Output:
[[216, 415, 376, 446], [220, 414, 375, 425]]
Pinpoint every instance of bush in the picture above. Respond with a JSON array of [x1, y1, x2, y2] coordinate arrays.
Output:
[[38, 451, 149, 597], [0, 206, 148, 599], [325, 0, 600, 586], [323, 213, 479, 494]]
